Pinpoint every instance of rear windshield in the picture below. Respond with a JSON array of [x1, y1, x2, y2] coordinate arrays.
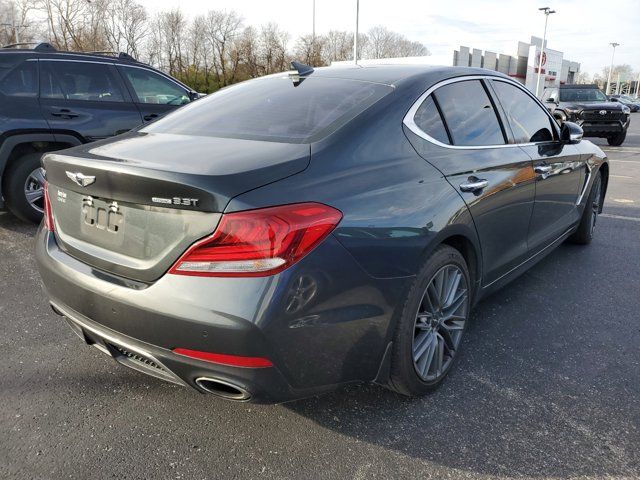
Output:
[[559, 88, 608, 103], [142, 76, 393, 143]]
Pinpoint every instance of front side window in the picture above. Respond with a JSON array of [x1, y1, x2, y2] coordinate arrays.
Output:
[[40, 61, 125, 102], [433, 80, 505, 146], [492, 81, 555, 143], [559, 88, 608, 103], [143, 76, 393, 143], [121, 67, 190, 106], [413, 95, 450, 145], [0, 60, 37, 97]]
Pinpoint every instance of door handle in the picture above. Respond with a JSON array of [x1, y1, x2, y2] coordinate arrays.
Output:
[[535, 165, 552, 174], [459, 178, 489, 192], [143, 113, 159, 121], [50, 108, 79, 119]]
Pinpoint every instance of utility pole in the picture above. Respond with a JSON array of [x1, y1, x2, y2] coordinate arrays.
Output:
[[353, 0, 359, 64], [535, 7, 556, 98], [605, 42, 619, 95]]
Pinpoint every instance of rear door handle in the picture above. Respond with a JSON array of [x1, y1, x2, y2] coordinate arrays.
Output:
[[459, 178, 489, 192], [50, 108, 79, 119], [143, 113, 159, 121], [535, 165, 552, 174]]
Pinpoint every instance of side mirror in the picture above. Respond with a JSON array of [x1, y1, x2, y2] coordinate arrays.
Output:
[[545, 97, 558, 104], [560, 121, 583, 144], [610, 98, 619, 102]]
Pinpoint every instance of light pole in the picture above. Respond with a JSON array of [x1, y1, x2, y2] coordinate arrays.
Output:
[[535, 7, 556, 98], [605, 42, 619, 95], [312, 0, 315, 40], [353, 0, 359, 64]]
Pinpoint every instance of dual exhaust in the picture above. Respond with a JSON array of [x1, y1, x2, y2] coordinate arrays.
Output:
[[195, 377, 251, 401]]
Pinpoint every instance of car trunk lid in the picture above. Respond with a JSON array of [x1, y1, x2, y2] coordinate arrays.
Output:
[[43, 132, 310, 283]]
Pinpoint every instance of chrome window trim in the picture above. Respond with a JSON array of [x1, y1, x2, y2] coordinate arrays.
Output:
[[403, 74, 560, 150]]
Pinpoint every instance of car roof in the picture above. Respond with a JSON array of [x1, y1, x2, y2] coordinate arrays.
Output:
[[305, 64, 509, 87]]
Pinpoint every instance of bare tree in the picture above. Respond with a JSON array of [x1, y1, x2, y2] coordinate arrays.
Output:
[[258, 22, 289, 75], [293, 33, 325, 67], [323, 30, 352, 63], [102, 0, 148, 57], [362, 25, 428, 59]]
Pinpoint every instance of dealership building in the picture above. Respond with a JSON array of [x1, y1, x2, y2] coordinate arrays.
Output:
[[453, 36, 581, 92], [333, 36, 581, 96]]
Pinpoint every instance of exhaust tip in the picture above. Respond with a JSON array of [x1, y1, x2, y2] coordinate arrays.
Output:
[[195, 377, 251, 401]]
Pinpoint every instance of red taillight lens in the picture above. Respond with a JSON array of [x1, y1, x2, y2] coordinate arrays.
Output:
[[172, 348, 273, 368], [169, 202, 342, 277], [43, 181, 55, 232]]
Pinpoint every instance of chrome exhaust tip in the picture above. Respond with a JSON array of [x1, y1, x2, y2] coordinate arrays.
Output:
[[195, 377, 251, 401]]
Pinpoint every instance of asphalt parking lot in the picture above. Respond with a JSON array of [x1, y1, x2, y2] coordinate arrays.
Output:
[[1, 120, 639, 480]]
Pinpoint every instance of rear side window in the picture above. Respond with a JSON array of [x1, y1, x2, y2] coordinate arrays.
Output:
[[143, 77, 393, 143], [40, 61, 125, 102], [120, 67, 190, 106], [0, 60, 37, 97], [433, 80, 505, 146], [413, 96, 450, 145], [492, 81, 555, 143]]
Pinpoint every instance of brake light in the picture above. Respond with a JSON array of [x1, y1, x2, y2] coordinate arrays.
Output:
[[169, 202, 342, 277], [172, 348, 273, 368], [43, 181, 54, 232]]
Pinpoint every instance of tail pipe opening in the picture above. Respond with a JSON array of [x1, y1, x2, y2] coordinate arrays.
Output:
[[195, 377, 252, 401]]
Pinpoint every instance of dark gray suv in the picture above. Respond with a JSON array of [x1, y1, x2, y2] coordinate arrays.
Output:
[[0, 43, 198, 222]]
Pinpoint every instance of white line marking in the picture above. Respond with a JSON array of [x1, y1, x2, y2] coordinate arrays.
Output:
[[612, 198, 635, 204], [610, 159, 640, 164], [601, 213, 640, 223], [610, 175, 633, 179]]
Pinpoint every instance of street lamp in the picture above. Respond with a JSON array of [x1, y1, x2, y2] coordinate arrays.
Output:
[[535, 7, 556, 98], [605, 42, 619, 95], [353, 0, 360, 64]]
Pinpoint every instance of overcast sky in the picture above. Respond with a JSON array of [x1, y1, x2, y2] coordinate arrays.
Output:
[[139, 0, 639, 77]]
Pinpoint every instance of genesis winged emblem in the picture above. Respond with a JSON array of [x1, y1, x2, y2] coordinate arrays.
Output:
[[66, 171, 96, 187]]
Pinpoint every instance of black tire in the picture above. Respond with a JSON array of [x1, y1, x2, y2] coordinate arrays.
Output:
[[607, 131, 626, 146], [3, 152, 45, 224], [569, 171, 603, 245], [388, 245, 471, 397]]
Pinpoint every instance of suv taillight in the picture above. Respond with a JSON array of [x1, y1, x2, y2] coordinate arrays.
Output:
[[169, 203, 342, 277], [43, 181, 55, 232]]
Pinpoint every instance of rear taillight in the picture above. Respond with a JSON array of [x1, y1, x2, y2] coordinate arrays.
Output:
[[169, 202, 342, 277], [43, 181, 54, 232]]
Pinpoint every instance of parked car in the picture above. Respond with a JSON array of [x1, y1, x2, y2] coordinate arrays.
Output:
[[0, 42, 199, 223], [36, 64, 607, 403], [609, 94, 640, 112], [542, 84, 630, 146]]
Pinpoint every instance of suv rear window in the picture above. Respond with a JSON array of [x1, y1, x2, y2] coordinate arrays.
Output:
[[559, 88, 608, 102], [142, 76, 393, 143]]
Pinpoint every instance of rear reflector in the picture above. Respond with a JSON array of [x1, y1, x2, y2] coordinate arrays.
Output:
[[44, 181, 54, 232], [172, 348, 273, 368], [169, 202, 342, 277]]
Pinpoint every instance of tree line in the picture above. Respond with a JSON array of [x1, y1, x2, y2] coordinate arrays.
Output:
[[0, 0, 429, 93]]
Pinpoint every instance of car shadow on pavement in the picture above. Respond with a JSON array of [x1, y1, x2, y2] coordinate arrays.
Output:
[[284, 227, 640, 478]]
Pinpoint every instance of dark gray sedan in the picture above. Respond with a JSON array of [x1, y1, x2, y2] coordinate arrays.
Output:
[[36, 64, 607, 403]]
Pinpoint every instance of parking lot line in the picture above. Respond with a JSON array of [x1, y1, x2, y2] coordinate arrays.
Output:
[[601, 213, 640, 222]]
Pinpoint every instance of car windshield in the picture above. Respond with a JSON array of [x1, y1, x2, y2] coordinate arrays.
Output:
[[142, 76, 393, 143], [560, 88, 608, 103]]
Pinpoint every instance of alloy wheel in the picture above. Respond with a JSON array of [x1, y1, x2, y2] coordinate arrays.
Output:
[[412, 264, 468, 382], [24, 167, 45, 214]]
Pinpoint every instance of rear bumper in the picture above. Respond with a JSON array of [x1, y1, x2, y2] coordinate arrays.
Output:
[[35, 226, 402, 403]]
